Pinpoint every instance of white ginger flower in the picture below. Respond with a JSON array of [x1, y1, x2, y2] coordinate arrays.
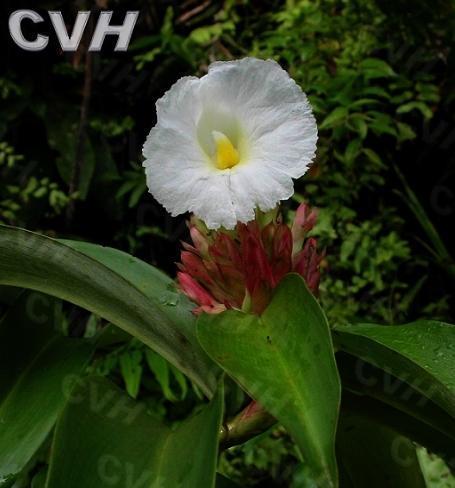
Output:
[[142, 57, 317, 229]]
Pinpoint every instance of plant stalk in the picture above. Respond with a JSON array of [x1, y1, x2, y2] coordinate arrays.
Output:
[[219, 401, 276, 449]]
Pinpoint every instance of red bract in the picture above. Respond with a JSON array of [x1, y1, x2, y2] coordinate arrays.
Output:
[[177, 203, 323, 315]]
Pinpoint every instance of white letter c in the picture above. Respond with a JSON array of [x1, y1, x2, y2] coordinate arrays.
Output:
[[9, 10, 49, 51]]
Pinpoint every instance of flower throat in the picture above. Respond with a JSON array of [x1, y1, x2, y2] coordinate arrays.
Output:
[[212, 130, 240, 170]]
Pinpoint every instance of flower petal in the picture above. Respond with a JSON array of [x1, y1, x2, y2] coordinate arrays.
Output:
[[202, 58, 318, 178], [229, 162, 294, 221]]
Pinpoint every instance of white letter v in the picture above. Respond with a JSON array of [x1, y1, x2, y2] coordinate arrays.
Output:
[[49, 11, 90, 51]]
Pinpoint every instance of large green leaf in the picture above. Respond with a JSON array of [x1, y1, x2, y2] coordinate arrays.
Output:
[[337, 411, 426, 488], [46, 376, 224, 488], [340, 388, 455, 470], [337, 353, 455, 460], [333, 321, 455, 418], [0, 291, 95, 485], [0, 226, 218, 397], [197, 274, 341, 487]]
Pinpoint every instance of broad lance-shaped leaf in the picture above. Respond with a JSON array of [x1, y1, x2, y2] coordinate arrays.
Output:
[[337, 411, 426, 488], [333, 321, 455, 419], [45, 376, 224, 488], [0, 291, 95, 485], [197, 274, 341, 487], [0, 225, 219, 397], [339, 388, 455, 470]]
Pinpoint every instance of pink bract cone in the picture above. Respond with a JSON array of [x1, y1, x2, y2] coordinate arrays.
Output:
[[177, 204, 323, 315]]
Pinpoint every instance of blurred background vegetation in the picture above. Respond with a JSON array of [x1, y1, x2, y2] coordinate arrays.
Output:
[[1, 0, 454, 485]]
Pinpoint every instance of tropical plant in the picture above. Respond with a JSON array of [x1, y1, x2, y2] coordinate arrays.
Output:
[[1, 1, 454, 486], [0, 221, 454, 486]]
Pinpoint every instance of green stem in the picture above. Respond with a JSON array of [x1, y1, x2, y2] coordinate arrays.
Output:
[[219, 401, 276, 449]]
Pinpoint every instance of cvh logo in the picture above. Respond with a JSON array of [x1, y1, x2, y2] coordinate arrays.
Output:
[[8, 10, 139, 52]]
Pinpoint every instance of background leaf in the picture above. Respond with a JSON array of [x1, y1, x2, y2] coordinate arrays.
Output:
[[337, 411, 426, 487], [334, 321, 455, 418], [45, 376, 224, 488], [338, 388, 455, 469], [0, 291, 95, 484]]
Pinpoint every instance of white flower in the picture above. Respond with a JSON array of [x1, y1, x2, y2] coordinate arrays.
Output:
[[142, 57, 318, 230]]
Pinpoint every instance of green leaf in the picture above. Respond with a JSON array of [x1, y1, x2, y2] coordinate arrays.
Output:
[[397, 101, 433, 119], [359, 58, 396, 78], [338, 375, 455, 464], [394, 166, 455, 283], [197, 274, 341, 487], [396, 122, 417, 142], [368, 112, 397, 136], [0, 226, 219, 397], [344, 139, 362, 164], [145, 349, 176, 402], [128, 181, 147, 208], [338, 411, 426, 487], [319, 106, 349, 129], [350, 98, 381, 108], [45, 376, 224, 488], [361, 86, 391, 99], [31, 470, 47, 488], [170, 365, 189, 400], [417, 448, 455, 486], [145, 349, 189, 402], [119, 350, 143, 399], [362, 148, 384, 168], [333, 321, 455, 418], [0, 292, 95, 484], [348, 114, 368, 139], [189, 23, 233, 45]]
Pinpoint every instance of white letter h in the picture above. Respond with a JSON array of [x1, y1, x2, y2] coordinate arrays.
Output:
[[89, 11, 139, 52]]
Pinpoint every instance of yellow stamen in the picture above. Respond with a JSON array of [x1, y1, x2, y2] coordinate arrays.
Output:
[[212, 130, 240, 170]]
